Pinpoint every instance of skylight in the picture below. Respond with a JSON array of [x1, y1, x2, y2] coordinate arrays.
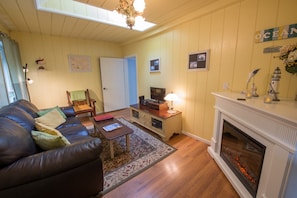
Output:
[[35, 0, 156, 31]]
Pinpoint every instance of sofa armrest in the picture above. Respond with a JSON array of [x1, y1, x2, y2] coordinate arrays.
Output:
[[60, 106, 76, 117], [0, 138, 102, 190]]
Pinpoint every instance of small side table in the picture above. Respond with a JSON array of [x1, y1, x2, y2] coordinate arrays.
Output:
[[92, 118, 133, 159]]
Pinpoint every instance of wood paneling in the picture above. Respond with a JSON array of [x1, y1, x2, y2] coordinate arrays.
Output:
[[0, 0, 227, 44], [123, 0, 297, 142], [10, 31, 122, 111], [1, 0, 296, 144]]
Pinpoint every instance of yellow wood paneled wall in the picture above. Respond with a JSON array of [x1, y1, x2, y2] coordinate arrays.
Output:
[[0, 23, 9, 34], [10, 32, 122, 111], [123, 0, 297, 141]]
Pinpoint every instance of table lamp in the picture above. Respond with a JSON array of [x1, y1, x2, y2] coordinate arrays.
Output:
[[164, 92, 178, 113]]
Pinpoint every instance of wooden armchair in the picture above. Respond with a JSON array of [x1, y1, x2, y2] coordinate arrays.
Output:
[[66, 89, 96, 116]]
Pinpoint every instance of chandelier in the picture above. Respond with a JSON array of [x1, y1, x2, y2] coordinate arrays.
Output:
[[115, 0, 146, 29]]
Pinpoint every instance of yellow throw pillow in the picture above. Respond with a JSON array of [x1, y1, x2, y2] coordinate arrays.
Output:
[[35, 108, 66, 128], [31, 130, 70, 150], [35, 122, 61, 135]]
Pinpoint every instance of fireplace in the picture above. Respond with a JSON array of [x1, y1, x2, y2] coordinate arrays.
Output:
[[208, 92, 297, 198], [221, 120, 265, 197]]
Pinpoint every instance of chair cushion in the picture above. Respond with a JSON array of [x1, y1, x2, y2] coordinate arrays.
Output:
[[0, 118, 37, 166], [73, 104, 92, 113], [31, 130, 70, 150], [35, 108, 66, 128]]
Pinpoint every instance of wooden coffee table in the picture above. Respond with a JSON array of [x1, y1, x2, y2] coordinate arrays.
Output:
[[92, 118, 133, 159]]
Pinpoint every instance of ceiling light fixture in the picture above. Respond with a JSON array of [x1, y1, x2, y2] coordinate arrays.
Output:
[[116, 0, 146, 30]]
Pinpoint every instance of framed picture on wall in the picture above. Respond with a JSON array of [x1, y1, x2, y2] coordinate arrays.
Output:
[[149, 58, 160, 72], [68, 54, 92, 72], [188, 49, 210, 71]]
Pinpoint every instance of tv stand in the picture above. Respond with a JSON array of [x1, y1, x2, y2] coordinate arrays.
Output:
[[130, 104, 182, 141]]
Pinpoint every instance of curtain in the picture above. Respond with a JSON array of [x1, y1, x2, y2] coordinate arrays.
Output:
[[0, 32, 29, 107]]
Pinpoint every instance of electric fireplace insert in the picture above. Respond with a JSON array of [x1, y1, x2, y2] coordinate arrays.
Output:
[[220, 120, 266, 198]]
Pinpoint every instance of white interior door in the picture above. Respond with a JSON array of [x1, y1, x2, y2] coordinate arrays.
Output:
[[100, 57, 127, 112]]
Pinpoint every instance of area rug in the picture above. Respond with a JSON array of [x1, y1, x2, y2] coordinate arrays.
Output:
[[91, 118, 176, 195]]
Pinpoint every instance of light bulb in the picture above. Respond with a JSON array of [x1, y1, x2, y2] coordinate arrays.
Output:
[[133, 0, 145, 12]]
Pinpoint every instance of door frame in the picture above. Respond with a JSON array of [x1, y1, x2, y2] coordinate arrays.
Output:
[[124, 55, 138, 105]]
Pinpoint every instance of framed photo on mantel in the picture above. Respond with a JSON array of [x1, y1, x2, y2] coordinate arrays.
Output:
[[188, 49, 210, 71], [149, 58, 160, 72]]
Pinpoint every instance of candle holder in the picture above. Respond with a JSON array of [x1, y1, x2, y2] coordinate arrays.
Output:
[[264, 94, 272, 104], [245, 89, 252, 98]]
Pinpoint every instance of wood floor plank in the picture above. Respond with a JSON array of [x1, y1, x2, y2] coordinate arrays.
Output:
[[103, 134, 239, 197], [82, 109, 239, 198]]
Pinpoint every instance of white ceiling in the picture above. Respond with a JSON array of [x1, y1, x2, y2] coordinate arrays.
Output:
[[0, 0, 222, 44]]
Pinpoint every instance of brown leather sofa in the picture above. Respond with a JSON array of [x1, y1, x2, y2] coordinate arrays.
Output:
[[0, 100, 103, 198]]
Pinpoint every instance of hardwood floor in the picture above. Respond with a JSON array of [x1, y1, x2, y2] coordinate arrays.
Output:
[[83, 109, 239, 198]]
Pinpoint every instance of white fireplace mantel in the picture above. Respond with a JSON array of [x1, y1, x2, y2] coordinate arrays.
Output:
[[208, 92, 297, 198]]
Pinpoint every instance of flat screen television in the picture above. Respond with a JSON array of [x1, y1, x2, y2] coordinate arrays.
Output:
[[150, 87, 166, 102]]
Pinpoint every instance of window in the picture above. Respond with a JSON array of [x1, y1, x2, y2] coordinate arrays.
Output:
[[0, 41, 16, 106]]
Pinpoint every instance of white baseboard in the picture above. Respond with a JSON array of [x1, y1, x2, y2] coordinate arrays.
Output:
[[182, 131, 211, 145]]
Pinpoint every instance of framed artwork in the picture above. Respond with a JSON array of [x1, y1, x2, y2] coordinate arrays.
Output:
[[188, 49, 210, 71], [68, 54, 92, 72], [149, 58, 160, 72]]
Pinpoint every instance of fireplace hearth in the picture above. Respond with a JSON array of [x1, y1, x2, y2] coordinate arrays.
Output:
[[221, 120, 266, 197], [208, 92, 297, 198]]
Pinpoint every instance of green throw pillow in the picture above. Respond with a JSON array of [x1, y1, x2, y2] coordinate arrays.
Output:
[[31, 130, 70, 150], [37, 106, 67, 119], [35, 108, 66, 129]]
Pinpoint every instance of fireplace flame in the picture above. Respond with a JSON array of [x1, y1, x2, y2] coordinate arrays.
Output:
[[234, 156, 256, 184]]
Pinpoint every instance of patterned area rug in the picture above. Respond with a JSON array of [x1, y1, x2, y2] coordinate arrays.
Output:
[[91, 118, 176, 195]]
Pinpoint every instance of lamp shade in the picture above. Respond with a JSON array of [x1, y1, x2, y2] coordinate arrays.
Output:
[[164, 92, 178, 101], [164, 92, 178, 114], [27, 78, 34, 84]]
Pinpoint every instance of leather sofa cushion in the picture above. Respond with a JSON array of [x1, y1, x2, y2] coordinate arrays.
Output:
[[11, 99, 39, 118], [0, 118, 37, 166], [59, 125, 90, 143], [56, 117, 81, 129], [0, 106, 35, 132], [60, 106, 76, 117]]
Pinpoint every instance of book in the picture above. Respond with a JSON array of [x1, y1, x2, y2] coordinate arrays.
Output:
[[94, 114, 113, 122], [102, 123, 122, 132]]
